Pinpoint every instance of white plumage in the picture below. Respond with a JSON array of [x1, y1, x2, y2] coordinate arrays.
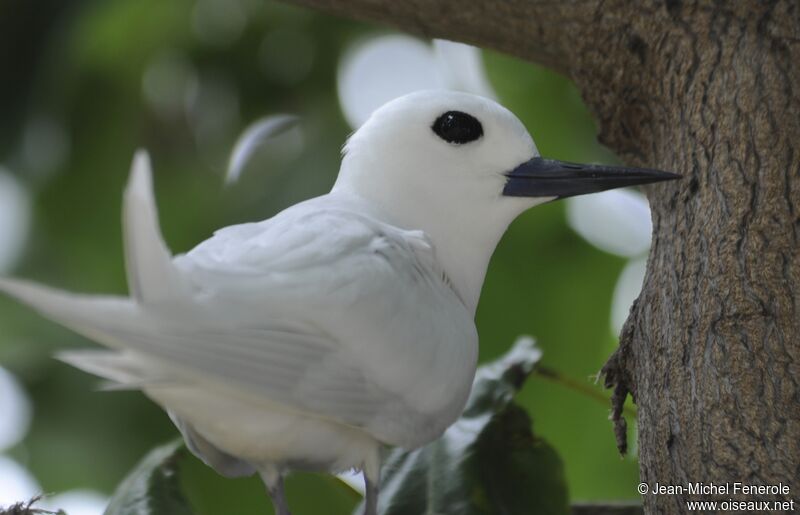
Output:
[[0, 90, 676, 514]]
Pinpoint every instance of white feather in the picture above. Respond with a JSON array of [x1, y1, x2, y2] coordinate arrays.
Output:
[[123, 150, 187, 304], [0, 278, 140, 345]]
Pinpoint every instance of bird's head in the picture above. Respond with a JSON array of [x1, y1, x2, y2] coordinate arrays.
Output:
[[333, 90, 678, 309]]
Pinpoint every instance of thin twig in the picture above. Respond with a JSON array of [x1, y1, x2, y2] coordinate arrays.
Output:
[[534, 365, 638, 419]]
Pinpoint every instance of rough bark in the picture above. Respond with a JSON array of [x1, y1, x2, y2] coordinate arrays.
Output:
[[594, 4, 800, 513], [279, 0, 800, 513]]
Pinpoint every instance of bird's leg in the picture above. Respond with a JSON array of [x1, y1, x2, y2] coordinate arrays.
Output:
[[260, 467, 291, 515], [268, 476, 291, 515], [361, 447, 382, 515], [363, 469, 380, 515]]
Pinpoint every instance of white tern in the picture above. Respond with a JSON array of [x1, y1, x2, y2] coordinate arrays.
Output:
[[0, 91, 677, 514]]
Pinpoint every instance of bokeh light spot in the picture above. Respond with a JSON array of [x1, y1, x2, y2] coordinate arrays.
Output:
[[142, 51, 197, 119], [226, 115, 303, 184], [259, 29, 315, 85], [337, 36, 496, 129], [566, 188, 652, 258], [0, 169, 32, 273], [42, 489, 109, 515], [0, 457, 40, 508], [21, 115, 70, 180], [185, 72, 241, 148], [610, 256, 648, 335], [0, 367, 32, 452], [337, 35, 441, 129], [191, 0, 246, 47]]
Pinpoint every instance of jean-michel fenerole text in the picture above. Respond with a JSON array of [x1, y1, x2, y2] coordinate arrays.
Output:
[[647, 482, 791, 496]]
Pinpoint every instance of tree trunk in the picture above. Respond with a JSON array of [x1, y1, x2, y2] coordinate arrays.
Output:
[[279, 0, 800, 512]]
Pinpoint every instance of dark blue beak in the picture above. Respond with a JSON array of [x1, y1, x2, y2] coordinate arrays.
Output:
[[503, 157, 681, 198]]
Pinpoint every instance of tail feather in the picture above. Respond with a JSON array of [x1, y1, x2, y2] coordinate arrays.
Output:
[[123, 150, 188, 305], [0, 277, 140, 350], [57, 349, 147, 385], [56, 349, 172, 390], [0, 151, 197, 385]]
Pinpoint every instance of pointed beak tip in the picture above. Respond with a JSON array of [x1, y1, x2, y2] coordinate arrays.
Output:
[[652, 169, 682, 182]]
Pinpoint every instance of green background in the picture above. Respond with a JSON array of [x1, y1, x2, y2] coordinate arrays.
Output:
[[0, 0, 639, 512]]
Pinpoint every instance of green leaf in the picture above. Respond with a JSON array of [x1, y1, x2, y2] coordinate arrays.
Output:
[[104, 438, 358, 515], [104, 440, 195, 515], [362, 337, 570, 515]]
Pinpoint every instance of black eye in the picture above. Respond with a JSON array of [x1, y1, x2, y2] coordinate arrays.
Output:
[[432, 111, 483, 145]]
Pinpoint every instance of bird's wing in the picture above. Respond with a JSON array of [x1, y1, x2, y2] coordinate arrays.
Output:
[[166, 200, 478, 446], [0, 153, 477, 448]]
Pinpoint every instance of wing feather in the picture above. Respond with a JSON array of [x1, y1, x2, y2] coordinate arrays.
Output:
[[169, 202, 477, 445]]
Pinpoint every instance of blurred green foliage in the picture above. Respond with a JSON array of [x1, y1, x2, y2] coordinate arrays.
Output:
[[0, 0, 639, 512]]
